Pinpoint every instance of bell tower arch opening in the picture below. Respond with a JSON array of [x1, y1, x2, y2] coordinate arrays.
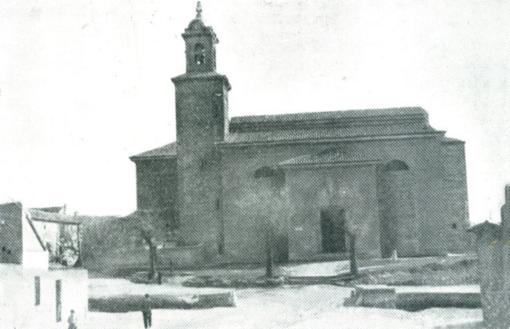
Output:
[[182, 2, 218, 74], [194, 43, 206, 65]]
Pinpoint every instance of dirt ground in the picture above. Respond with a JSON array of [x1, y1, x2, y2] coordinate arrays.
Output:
[[85, 282, 482, 329]]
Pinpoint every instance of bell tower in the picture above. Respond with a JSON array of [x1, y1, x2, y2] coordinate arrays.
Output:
[[171, 2, 230, 250], [183, 1, 217, 73]]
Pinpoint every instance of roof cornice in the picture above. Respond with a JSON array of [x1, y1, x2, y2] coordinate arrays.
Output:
[[279, 159, 381, 170], [229, 107, 428, 133], [218, 131, 446, 148], [130, 155, 177, 162]]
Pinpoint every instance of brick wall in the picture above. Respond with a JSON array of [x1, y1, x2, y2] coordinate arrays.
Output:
[[286, 164, 381, 260], [219, 135, 468, 262], [0, 202, 23, 264], [135, 158, 178, 231], [378, 164, 420, 257], [441, 141, 471, 252], [174, 77, 229, 250]]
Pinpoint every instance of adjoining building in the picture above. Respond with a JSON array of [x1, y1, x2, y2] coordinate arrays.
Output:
[[130, 3, 470, 264], [469, 185, 510, 328], [0, 202, 88, 329]]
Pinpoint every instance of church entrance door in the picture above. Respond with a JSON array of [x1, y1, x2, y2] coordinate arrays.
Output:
[[320, 207, 347, 253]]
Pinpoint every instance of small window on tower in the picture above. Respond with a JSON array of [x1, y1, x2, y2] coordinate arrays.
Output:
[[194, 43, 205, 65]]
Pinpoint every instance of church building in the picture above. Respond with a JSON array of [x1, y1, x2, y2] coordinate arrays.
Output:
[[130, 3, 470, 263]]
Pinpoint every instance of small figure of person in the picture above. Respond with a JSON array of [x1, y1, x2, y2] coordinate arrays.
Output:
[[67, 309, 77, 329], [142, 293, 152, 329]]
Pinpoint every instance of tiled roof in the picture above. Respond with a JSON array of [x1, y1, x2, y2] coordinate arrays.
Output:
[[32, 206, 65, 214], [130, 142, 177, 161], [442, 137, 464, 144], [131, 108, 444, 154], [28, 208, 81, 225], [225, 107, 440, 145], [230, 107, 427, 127], [224, 127, 439, 145]]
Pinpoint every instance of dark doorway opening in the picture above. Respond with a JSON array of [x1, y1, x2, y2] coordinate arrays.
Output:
[[320, 207, 347, 253], [274, 232, 289, 263]]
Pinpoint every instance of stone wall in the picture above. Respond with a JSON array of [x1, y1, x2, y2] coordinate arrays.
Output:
[[378, 161, 420, 258], [135, 158, 178, 230], [441, 140, 471, 253], [85, 245, 206, 273], [219, 135, 467, 262], [285, 164, 381, 260], [81, 216, 159, 273], [174, 77, 229, 250], [129, 134, 469, 265], [0, 202, 51, 269], [0, 202, 23, 264], [470, 185, 510, 328], [80, 216, 206, 273]]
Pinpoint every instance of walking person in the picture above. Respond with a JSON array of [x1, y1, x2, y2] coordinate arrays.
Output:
[[67, 309, 78, 329], [142, 293, 152, 329]]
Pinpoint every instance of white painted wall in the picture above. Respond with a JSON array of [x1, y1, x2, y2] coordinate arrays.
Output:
[[0, 264, 88, 329], [23, 250, 49, 270]]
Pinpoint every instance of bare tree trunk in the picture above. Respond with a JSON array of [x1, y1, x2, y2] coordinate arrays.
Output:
[[265, 225, 274, 278], [265, 246, 273, 278], [149, 246, 156, 279], [142, 234, 157, 280], [349, 233, 358, 277]]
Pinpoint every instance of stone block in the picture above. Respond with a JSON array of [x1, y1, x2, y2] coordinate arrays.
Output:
[[352, 285, 397, 308]]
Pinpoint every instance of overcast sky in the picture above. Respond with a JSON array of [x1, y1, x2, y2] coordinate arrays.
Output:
[[0, 0, 509, 223]]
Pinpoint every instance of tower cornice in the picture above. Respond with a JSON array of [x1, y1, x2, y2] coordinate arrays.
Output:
[[172, 72, 231, 91]]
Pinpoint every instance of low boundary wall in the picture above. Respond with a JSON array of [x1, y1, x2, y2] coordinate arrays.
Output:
[[83, 244, 207, 274], [347, 285, 481, 311], [89, 291, 236, 312]]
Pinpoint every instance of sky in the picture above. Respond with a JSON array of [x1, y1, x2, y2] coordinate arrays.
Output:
[[0, 0, 509, 223]]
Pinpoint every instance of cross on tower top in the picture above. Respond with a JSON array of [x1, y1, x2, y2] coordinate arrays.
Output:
[[196, 1, 202, 19]]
